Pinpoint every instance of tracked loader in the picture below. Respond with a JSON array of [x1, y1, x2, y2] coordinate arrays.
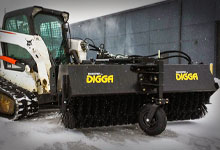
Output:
[[0, 6, 218, 136]]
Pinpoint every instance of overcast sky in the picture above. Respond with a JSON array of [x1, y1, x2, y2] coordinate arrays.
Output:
[[0, 0, 165, 26]]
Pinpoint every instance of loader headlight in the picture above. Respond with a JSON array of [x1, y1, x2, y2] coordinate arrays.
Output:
[[80, 41, 88, 52], [62, 12, 69, 22], [32, 7, 43, 16]]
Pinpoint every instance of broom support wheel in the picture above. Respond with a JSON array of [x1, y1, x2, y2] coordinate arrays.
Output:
[[138, 104, 167, 136]]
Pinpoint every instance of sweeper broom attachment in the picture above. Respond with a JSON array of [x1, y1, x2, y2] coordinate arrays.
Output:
[[0, 6, 216, 136], [59, 47, 217, 136]]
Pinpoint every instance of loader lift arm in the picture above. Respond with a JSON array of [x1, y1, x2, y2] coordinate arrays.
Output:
[[0, 29, 51, 93]]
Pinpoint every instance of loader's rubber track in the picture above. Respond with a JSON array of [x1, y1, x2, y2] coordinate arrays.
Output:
[[62, 92, 213, 128], [0, 77, 39, 120]]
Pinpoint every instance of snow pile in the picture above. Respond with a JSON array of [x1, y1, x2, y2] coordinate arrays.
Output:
[[0, 113, 85, 150], [214, 78, 220, 86]]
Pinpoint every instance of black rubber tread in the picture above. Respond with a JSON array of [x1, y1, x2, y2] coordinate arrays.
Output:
[[138, 104, 167, 136], [61, 92, 212, 129], [0, 76, 39, 120]]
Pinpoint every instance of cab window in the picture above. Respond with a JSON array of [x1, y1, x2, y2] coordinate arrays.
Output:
[[5, 15, 29, 34]]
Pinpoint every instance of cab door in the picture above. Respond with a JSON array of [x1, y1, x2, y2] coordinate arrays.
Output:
[[0, 15, 37, 92]]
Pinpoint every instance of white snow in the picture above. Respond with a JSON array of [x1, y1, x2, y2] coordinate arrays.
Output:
[[0, 80, 220, 150]]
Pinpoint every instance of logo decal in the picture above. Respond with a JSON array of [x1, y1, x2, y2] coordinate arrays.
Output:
[[26, 39, 32, 46], [176, 71, 198, 81], [86, 73, 114, 83]]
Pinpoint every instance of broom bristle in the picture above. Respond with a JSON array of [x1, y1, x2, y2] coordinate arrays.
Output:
[[61, 92, 212, 128]]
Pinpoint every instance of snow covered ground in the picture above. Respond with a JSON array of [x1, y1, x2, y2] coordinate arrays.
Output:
[[0, 79, 220, 150]]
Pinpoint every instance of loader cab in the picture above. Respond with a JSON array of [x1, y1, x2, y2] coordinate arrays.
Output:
[[2, 6, 70, 66]]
